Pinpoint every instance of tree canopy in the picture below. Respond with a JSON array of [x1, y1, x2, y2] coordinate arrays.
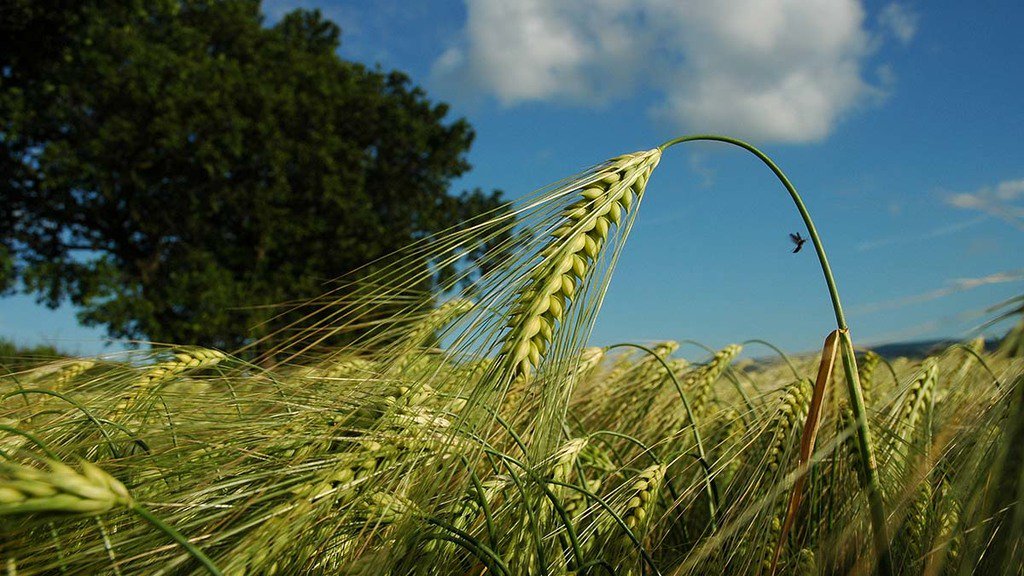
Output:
[[0, 0, 511, 351]]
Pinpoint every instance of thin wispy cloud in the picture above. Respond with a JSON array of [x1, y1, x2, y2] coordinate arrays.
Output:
[[946, 178, 1024, 230], [859, 310, 988, 347], [433, 0, 913, 143], [878, 3, 919, 45], [855, 216, 986, 252], [854, 269, 1024, 315]]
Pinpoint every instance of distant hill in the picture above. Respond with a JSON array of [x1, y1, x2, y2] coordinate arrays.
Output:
[[865, 338, 999, 360]]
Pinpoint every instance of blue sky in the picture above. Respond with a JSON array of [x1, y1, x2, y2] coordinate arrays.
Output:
[[2, 0, 1022, 355]]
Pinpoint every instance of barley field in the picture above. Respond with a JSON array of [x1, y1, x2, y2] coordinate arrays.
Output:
[[2, 138, 1022, 575]]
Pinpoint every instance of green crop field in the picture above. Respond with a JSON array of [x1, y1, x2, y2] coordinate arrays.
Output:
[[2, 137, 1022, 575]]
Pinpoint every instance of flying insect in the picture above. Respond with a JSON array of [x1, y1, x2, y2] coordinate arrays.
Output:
[[789, 232, 807, 253]]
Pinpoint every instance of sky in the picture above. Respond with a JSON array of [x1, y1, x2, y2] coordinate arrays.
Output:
[[2, 0, 1022, 355]]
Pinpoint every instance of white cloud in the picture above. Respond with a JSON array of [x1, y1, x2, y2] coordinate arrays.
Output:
[[855, 269, 1024, 315], [878, 3, 919, 45], [946, 178, 1024, 230], [432, 0, 646, 106], [434, 0, 908, 143]]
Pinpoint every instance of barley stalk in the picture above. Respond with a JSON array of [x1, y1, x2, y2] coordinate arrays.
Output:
[[659, 135, 892, 572]]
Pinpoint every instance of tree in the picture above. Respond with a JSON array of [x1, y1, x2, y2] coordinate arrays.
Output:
[[0, 1, 510, 351]]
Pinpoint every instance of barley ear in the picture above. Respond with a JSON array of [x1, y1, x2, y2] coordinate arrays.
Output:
[[497, 150, 661, 383], [0, 459, 131, 517]]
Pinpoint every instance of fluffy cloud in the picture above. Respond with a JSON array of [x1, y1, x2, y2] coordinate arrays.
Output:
[[433, 0, 913, 143], [433, 0, 648, 106]]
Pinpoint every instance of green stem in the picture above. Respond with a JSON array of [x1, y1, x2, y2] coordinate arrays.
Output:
[[131, 504, 223, 576], [742, 338, 801, 380], [658, 134, 892, 574], [605, 342, 718, 532]]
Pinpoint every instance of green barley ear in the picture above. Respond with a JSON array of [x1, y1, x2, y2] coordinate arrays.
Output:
[[597, 464, 667, 576], [933, 481, 961, 570], [901, 480, 932, 571], [143, 346, 228, 386], [841, 403, 868, 488], [497, 150, 661, 384], [50, 360, 97, 389], [897, 358, 938, 444], [688, 344, 743, 418], [620, 464, 666, 532], [117, 346, 229, 415], [634, 341, 681, 390], [575, 346, 605, 378], [766, 378, 814, 475], [858, 350, 880, 406], [0, 459, 131, 516], [387, 298, 474, 375], [796, 548, 817, 576]]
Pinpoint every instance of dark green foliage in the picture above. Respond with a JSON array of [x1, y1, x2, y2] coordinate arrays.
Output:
[[0, 0, 510, 351], [0, 338, 63, 371]]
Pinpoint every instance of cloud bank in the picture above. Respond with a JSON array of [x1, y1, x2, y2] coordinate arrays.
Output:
[[433, 1, 915, 143]]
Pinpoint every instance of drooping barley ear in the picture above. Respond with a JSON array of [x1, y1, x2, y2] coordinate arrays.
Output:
[[929, 482, 961, 571], [603, 464, 666, 576], [688, 344, 743, 418], [496, 150, 661, 384], [224, 442, 394, 575], [50, 360, 97, 389], [309, 356, 376, 381], [144, 347, 228, 386], [0, 459, 131, 516], [897, 358, 938, 444], [548, 438, 588, 488], [796, 548, 817, 576], [713, 408, 747, 488], [766, 379, 814, 476], [951, 336, 987, 382], [536, 437, 590, 571], [619, 464, 666, 533], [364, 490, 419, 525], [221, 498, 316, 576], [857, 350, 880, 407], [902, 480, 932, 570], [562, 477, 601, 522], [420, 474, 507, 570], [575, 346, 605, 378], [387, 298, 474, 375], [760, 515, 783, 574], [840, 403, 867, 488], [634, 341, 681, 390], [117, 347, 228, 415]]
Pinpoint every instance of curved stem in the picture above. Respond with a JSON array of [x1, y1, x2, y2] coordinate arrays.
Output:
[[658, 135, 892, 575], [605, 342, 718, 531], [659, 135, 846, 327], [742, 339, 801, 380]]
